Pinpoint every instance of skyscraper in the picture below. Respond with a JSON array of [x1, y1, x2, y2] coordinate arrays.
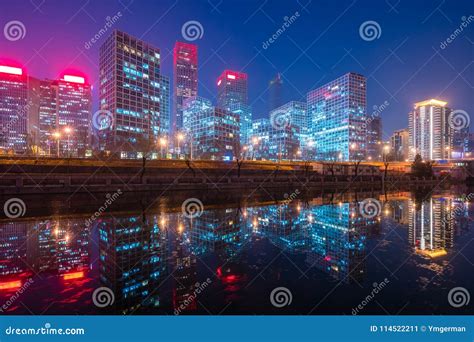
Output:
[[99, 30, 164, 157], [28, 78, 57, 154], [268, 73, 283, 112], [390, 128, 409, 161], [0, 65, 28, 153], [408, 99, 452, 160], [217, 70, 249, 146], [366, 117, 382, 161], [270, 101, 307, 158], [217, 70, 248, 110], [307, 72, 367, 161], [183, 96, 240, 161], [160, 74, 170, 137], [56, 75, 92, 157], [173, 42, 198, 134]]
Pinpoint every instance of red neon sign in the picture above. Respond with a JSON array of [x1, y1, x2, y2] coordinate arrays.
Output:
[[63, 75, 85, 84], [0, 65, 22, 76]]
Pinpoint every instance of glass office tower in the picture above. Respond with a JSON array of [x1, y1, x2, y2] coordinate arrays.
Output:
[[99, 30, 165, 157], [307, 72, 367, 161]]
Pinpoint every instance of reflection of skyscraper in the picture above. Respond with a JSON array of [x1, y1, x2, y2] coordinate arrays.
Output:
[[0, 65, 28, 153], [99, 215, 166, 313], [409, 99, 452, 160], [268, 73, 283, 112], [173, 42, 198, 133], [307, 72, 367, 161], [408, 198, 454, 258], [304, 203, 369, 283], [0, 222, 28, 277]]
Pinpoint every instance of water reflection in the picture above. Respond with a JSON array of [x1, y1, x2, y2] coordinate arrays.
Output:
[[0, 191, 472, 315]]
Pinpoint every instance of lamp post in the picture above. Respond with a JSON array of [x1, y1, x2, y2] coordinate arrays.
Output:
[[64, 127, 72, 157], [159, 137, 167, 159], [53, 132, 61, 158], [251, 137, 259, 160], [176, 133, 184, 159]]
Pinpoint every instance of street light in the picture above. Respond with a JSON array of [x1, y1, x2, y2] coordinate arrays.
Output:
[[176, 132, 184, 158], [159, 137, 167, 158], [64, 127, 72, 157], [53, 131, 61, 157]]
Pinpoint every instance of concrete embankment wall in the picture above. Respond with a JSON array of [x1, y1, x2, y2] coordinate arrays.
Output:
[[0, 158, 444, 195]]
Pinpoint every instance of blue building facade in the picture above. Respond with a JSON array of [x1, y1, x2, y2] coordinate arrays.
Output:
[[307, 72, 367, 161]]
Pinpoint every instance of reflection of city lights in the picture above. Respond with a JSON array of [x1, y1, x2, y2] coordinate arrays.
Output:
[[62, 271, 85, 280], [242, 209, 248, 218], [0, 280, 22, 291]]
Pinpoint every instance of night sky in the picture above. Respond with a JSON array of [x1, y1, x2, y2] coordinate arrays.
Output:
[[1, 0, 473, 138]]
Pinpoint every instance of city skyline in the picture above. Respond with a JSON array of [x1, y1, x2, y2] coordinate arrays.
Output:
[[0, 0, 472, 140]]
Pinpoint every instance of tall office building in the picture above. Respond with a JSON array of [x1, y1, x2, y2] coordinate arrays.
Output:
[[270, 101, 308, 158], [229, 103, 252, 146], [452, 127, 469, 159], [307, 72, 367, 161], [268, 73, 283, 112], [160, 74, 170, 137], [56, 75, 92, 157], [408, 99, 452, 160], [0, 65, 28, 153], [28, 78, 57, 154], [217, 70, 248, 146], [99, 30, 164, 157], [217, 70, 248, 110], [28, 75, 92, 157], [250, 117, 299, 161], [173, 42, 198, 133], [366, 117, 382, 161], [390, 128, 409, 161], [183, 96, 240, 161]]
